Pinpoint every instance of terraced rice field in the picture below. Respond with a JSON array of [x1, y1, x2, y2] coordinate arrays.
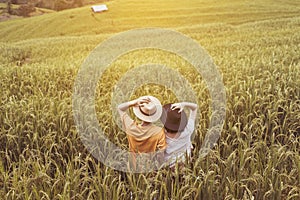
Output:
[[0, 0, 299, 199]]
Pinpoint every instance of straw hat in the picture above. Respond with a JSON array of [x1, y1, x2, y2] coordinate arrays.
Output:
[[133, 96, 162, 123], [160, 103, 187, 132]]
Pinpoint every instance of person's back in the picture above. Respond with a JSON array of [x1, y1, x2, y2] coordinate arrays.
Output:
[[122, 113, 165, 153], [160, 102, 198, 168], [118, 96, 166, 169]]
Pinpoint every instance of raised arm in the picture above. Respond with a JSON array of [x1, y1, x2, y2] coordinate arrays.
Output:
[[171, 102, 198, 119], [117, 97, 151, 117]]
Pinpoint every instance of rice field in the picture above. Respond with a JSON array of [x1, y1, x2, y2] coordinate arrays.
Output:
[[0, 0, 300, 199]]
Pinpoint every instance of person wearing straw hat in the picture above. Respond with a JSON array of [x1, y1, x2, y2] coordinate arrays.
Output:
[[117, 96, 167, 168], [160, 102, 198, 169]]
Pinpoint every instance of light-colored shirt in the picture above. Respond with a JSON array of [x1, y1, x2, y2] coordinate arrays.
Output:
[[164, 112, 196, 166]]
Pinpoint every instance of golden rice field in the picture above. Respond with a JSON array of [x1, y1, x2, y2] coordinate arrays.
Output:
[[0, 0, 300, 199]]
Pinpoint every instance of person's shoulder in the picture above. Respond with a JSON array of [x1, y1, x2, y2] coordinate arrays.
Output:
[[123, 112, 136, 121], [122, 112, 136, 129], [122, 112, 130, 119], [149, 125, 164, 135]]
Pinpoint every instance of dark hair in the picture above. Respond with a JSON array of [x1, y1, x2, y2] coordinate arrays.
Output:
[[164, 127, 178, 134]]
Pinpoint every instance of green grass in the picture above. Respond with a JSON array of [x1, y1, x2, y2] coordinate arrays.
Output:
[[0, 0, 300, 199]]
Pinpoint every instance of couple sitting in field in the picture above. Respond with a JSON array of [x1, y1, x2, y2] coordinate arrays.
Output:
[[117, 96, 197, 169]]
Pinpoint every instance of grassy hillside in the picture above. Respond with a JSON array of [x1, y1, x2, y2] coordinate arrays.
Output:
[[0, 0, 300, 199], [0, 0, 300, 42]]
